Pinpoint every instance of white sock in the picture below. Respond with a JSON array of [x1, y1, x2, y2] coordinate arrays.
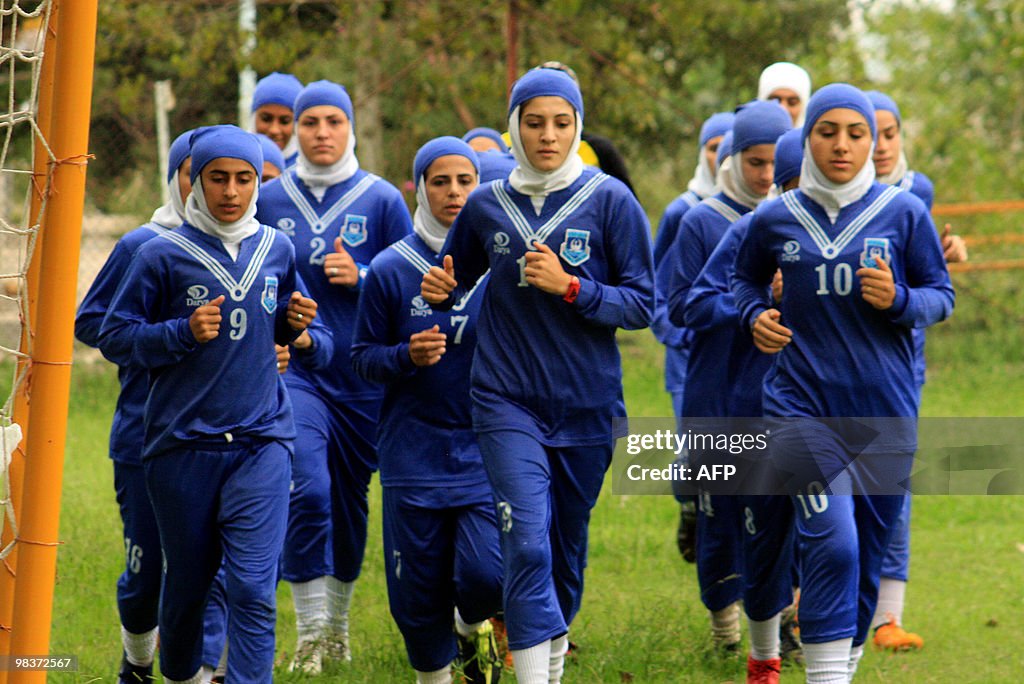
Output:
[[710, 600, 742, 646], [199, 665, 214, 684], [804, 638, 852, 684], [510, 640, 550, 684], [416, 663, 453, 684], [748, 614, 781, 660], [549, 635, 569, 684], [454, 607, 486, 638], [292, 576, 328, 643], [122, 626, 158, 667], [326, 576, 355, 636], [164, 670, 203, 684], [848, 644, 865, 680], [870, 577, 906, 629]]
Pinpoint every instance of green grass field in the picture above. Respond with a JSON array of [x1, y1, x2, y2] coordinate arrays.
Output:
[[46, 301, 1024, 682]]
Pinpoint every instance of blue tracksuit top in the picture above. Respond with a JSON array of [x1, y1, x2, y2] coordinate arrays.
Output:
[[256, 167, 412, 403], [683, 213, 773, 418], [433, 168, 655, 446], [731, 183, 954, 440], [100, 223, 302, 458], [351, 233, 490, 488]]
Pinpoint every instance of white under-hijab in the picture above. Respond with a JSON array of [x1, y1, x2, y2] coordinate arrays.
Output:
[[758, 62, 812, 127], [876, 149, 909, 186], [149, 174, 188, 229], [185, 174, 260, 260], [718, 154, 768, 210], [412, 177, 451, 254], [799, 138, 877, 223], [686, 148, 718, 198], [295, 115, 359, 201], [507, 102, 584, 214]]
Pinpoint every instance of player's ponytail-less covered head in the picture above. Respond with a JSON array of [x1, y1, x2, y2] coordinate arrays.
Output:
[[255, 133, 286, 177], [718, 100, 791, 208], [252, 72, 304, 113], [186, 125, 263, 242], [799, 83, 878, 221], [758, 62, 812, 126], [506, 68, 585, 197], [716, 131, 734, 171], [293, 80, 360, 188], [149, 129, 196, 229], [865, 90, 901, 126], [412, 136, 480, 253], [866, 90, 909, 184], [462, 127, 509, 154], [189, 125, 263, 184], [294, 80, 355, 132], [801, 83, 877, 145], [413, 136, 480, 183], [167, 130, 193, 184], [688, 111, 734, 198], [773, 128, 805, 189], [251, 72, 303, 159]]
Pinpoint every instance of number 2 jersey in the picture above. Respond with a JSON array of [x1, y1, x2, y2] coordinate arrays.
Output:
[[256, 167, 412, 404], [731, 182, 954, 434], [99, 223, 303, 458], [437, 167, 655, 446]]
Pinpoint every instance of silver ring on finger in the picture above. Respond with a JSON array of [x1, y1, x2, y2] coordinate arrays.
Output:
[[329, 267, 338, 276], [297, 313, 303, 320]]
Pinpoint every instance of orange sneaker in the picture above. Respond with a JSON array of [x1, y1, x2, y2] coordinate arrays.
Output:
[[746, 655, 781, 684], [873, 617, 924, 651]]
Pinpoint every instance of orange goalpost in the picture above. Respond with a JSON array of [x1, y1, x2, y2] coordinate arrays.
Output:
[[0, 1, 98, 681]]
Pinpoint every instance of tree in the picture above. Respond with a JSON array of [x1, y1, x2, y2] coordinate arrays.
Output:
[[88, 0, 854, 214], [866, 0, 1024, 201]]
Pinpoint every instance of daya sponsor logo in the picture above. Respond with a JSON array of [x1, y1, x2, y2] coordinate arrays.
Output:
[[781, 240, 801, 262], [493, 231, 511, 255], [410, 295, 432, 317], [186, 284, 210, 307], [276, 217, 296, 235]]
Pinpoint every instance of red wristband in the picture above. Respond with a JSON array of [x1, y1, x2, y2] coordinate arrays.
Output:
[[563, 275, 581, 304]]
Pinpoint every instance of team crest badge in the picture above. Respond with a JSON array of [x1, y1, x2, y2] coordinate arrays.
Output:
[[341, 214, 368, 247], [261, 276, 279, 314], [860, 237, 891, 269], [559, 229, 591, 267]]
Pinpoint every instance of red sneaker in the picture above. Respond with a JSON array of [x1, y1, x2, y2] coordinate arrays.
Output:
[[746, 655, 781, 684]]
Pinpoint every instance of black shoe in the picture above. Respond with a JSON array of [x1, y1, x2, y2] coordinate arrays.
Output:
[[118, 653, 153, 684], [677, 501, 697, 563], [779, 602, 803, 666], [456, 620, 502, 684]]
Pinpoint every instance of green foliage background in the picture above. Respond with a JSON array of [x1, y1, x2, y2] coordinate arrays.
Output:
[[89, 0, 866, 213], [87, 1, 1022, 219]]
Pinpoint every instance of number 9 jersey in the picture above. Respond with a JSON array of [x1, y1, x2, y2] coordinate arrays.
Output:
[[100, 223, 303, 458]]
